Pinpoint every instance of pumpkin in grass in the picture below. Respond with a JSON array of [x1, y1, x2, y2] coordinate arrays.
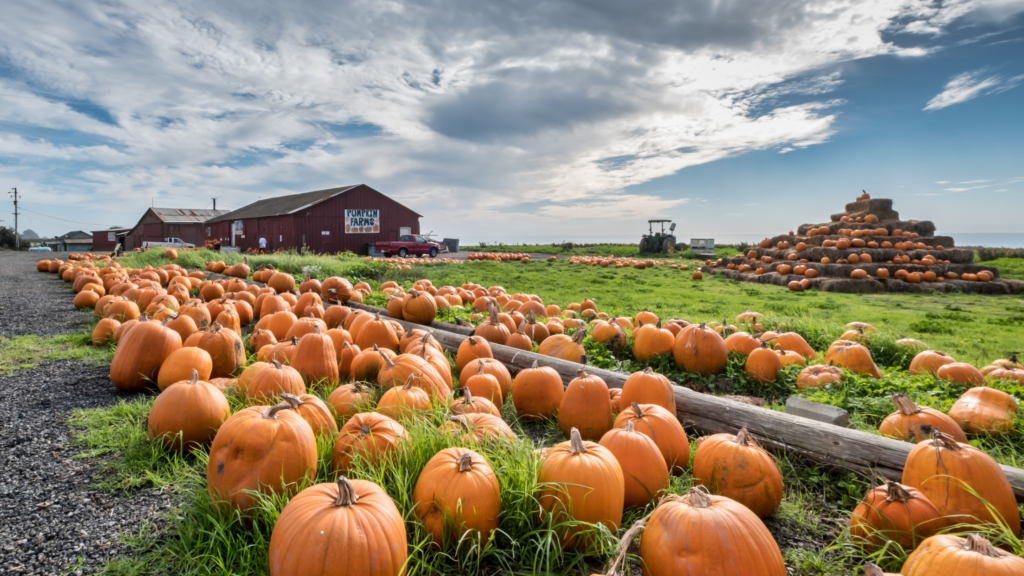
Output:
[[267, 475, 407, 576], [290, 326, 339, 387], [511, 360, 564, 420], [327, 382, 375, 423], [615, 403, 690, 475], [899, 534, 1024, 575], [537, 328, 587, 363], [157, 347, 214, 391], [824, 340, 881, 378], [504, 320, 533, 351], [401, 289, 437, 324], [724, 331, 760, 355], [350, 345, 396, 382], [377, 375, 432, 421], [559, 370, 612, 441], [354, 313, 401, 352], [148, 370, 231, 451], [935, 362, 985, 386], [321, 276, 354, 303], [849, 481, 941, 552], [744, 343, 783, 384], [92, 318, 120, 346], [909, 350, 955, 376], [674, 323, 728, 375], [279, 393, 338, 437], [539, 428, 624, 550], [110, 317, 182, 392], [207, 402, 317, 513], [235, 362, 269, 396], [693, 427, 782, 518], [247, 360, 307, 403], [413, 448, 501, 547], [591, 320, 626, 352], [456, 336, 492, 373], [902, 430, 1019, 534], [947, 386, 1018, 435], [474, 303, 510, 345], [195, 322, 245, 378], [795, 365, 842, 391], [619, 367, 675, 413], [599, 420, 669, 507], [322, 304, 350, 329], [638, 487, 786, 576], [460, 358, 512, 398], [463, 363, 504, 409], [441, 413, 517, 443], [521, 311, 550, 343], [878, 392, 967, 443], [249, 328, 277, 353], [284, 316, 328, 341], [633, 323, 676, 362], [771, 332, 816, 360], [378, 353, 450, 400], [450, 387, 500, 417], [333, 412, 408, 473]]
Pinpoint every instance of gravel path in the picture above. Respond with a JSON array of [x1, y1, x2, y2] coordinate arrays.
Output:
[[0, 252, 163, 575]]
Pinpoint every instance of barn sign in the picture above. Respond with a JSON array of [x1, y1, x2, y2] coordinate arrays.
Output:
[[345, 209, 380, 233]]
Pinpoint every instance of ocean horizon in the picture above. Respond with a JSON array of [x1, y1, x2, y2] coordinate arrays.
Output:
[[465, 233, 1024, 249]]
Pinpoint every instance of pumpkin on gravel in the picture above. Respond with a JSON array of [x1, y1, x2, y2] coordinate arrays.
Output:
[[413, 448, 501, 547], [148, 370, 230, 451], [207, 402, 317, 513], [538, 428, 624, 550], [902, 430, 1019, 535], [91, 318, 120, 346], [899, 534, 1024, 576], [692, 427, 783, 519], [558, 370, 612, 441], [268, 476, 407, 576], [333, 412, 408, 474], [110, 317, 181, 392], [638, 487, 786, 576], [878, 392, 967, 443], [849, 481, 940, 552]]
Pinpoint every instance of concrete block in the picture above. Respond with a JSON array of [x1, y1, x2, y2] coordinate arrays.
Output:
[[785, 396, 849, 428]]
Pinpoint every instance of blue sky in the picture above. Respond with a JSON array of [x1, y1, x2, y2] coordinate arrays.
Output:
[[1, 0, 1023, 242]]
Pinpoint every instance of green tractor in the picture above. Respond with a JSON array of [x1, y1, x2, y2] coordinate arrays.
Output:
[[639, 219, 678, 254]]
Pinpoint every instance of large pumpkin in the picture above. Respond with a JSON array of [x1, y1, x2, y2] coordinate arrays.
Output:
[[459, 358, 511, 398], [538, 428, 624, 550], [247, 360, 307, 403], [824, 340, 881, 378], [632, 324, 675, 362], [327, 382, 375, 423], [619, 367, 676, 413], [290, 326, 339, 387], [744, 343, 782, 384], [413, 448, 501, 546], [692, 427, 782, 518], [673, 323, 728, 375], [110, 317, 182, 392], [456, 336, 492, 372], [638, 487, 786, 576], [463, 362, 504, 410], [333, 412, 408, 473], [558, 370, 612, 441], [280, 393, 339, 437], [195, 322, 245, 378], [377, 375, 432, 421], [849, 481, 940, 552], [207, 402, 317, 512], [947, 386, 1018, 435], [537, 329, 586, 363], [902, 430, 1019, 535], [878, 392, 967, 443], [156, 347, 214, 392], [401, 289, 437, 324], [511, 360, 564, 420], [268, 476, 407, 576], [148, 370, 231, 451], [900, 534, 1024, 575], [598, 420, 669, 507], [795, 365, 842, 391], [615, 403, 690, 475], [935, 362, 985, 386], [909, 350, 955, 376]]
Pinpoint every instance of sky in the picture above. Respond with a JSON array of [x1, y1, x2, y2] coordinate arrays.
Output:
[[1, 0, 1023, 243]]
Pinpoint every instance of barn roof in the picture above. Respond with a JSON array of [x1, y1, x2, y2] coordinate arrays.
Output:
[[150, 208, 229, 223], [207, 184, 423, 222]]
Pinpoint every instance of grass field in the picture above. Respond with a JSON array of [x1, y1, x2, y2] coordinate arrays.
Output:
[[465, 242, 741, 260], [116, 248, 387, 281]]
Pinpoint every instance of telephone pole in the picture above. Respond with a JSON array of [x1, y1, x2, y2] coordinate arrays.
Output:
[[9, 188, 20, 249]]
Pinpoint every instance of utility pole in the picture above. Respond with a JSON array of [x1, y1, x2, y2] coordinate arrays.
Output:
[[212, 198, 217, 210], [9, 188, 20, 249]]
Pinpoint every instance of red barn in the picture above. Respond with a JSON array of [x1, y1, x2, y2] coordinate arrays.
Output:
[[123, 208, 229, 250], [206, 184, 422, 254], [91, 228, 132, 252]]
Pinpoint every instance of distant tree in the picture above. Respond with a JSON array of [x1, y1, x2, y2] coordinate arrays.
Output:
[[109, 225, 124, 229], [0, 227, 17, 249]]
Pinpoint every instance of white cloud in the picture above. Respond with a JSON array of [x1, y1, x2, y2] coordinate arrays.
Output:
[[924, 69, 1024, 110], [944, 185, 990, 191]]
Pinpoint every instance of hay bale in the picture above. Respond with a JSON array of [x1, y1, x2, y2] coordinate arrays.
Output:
[[830, 198, 900, 222]]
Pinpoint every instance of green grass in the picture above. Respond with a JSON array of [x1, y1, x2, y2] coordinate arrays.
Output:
[[0, 319, 113, 375], [982, 258, 1024, 281], [465, 243, 740, 260], [385, 259, 1024, 366], [113, 248, 389, 282]]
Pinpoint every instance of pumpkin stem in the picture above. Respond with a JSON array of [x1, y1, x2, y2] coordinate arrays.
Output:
[[468, 336, 477, 345], [625, 420, 635, 433], [930, 429, 962, 451], [188, 370, 198, 385], [381, 353, 395, 369], [863, 563, 885, 576], [631, 402, 645, 419], [372, 344, 380, 352], [359, 423, 372, 437], [461, 387, 473, 404], [290, 336, 299, 345], [962, 534, 1008, 558], [271, 359, 283, 369], [883, 481, 915, 503], [686, 486, 713, 509], [280, 393, 303, 408], [572, 327, 587, 344], [264, 402, 292, 419], [567, 428, 587, 454], [334, 476, 360, 507], [402, 373, 416, 391], [457, 451, 474, 473], [890, 392, 922, 416], [448, 414, 470, 432], [734, 426, 751, 446]]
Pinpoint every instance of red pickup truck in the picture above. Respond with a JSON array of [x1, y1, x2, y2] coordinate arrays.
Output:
[[374, 235, 442, 258]]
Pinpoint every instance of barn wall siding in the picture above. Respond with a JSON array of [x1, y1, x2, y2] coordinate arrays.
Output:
[[289, 185, 420, 255]]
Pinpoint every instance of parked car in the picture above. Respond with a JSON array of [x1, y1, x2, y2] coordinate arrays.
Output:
[[28, 246, 52, 252], [141, 238, 195, 249], [374, 235, 441, 258]]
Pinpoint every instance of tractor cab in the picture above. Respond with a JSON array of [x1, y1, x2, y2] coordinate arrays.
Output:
[[640, 219, 678, 254]]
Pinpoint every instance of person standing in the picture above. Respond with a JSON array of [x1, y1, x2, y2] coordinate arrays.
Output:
[[258, 236, 267, 254]]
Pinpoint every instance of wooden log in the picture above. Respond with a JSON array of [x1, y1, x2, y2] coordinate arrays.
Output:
[[208, 271, 1024, 499]]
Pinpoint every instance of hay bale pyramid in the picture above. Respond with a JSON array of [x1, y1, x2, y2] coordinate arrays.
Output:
[[710, 192, 1020, 294]]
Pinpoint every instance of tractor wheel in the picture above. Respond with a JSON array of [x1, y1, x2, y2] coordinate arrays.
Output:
[[662, 238, 675, 254], [639, 237, 649, 253]]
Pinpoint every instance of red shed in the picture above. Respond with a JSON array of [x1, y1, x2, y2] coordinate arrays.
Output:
[[123, 208, 229, 250], [206, 184, 422, 254], [91, 228, 131, 252]]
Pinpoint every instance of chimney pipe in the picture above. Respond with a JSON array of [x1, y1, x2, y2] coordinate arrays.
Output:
[[213, 198, 216, 210]]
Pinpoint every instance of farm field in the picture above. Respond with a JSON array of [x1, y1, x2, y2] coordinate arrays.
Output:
[[3, 249, 1024, 576]]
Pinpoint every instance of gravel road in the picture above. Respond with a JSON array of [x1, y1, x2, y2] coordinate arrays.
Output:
[[0, 252, 163, 575]]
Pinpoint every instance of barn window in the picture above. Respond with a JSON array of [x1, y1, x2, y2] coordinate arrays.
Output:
[[322, 231, 329, 236]]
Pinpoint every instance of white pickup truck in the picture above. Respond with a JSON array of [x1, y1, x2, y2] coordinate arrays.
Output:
[[142, 238, 195, 249]]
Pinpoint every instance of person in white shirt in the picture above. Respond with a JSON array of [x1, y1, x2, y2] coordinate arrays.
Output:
[[258, 237, 267, 253]]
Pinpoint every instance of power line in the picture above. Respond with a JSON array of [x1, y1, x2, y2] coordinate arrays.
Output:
[[17, 207, 112, 228]]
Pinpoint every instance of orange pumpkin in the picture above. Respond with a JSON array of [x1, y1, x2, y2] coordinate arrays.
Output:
[[900, 534, 1024, 575], [947, 386, 1018, 435], [909, 350, 955, 376], [599, 420, 669, 507], [744, 343, 782, 384], [333, 412, 408, 473], [619, 367, 676, 414], [413, 448, 501, 546], [795, 365, 843, 391], [511, 360, 564, 421], [824, 340, 881, 378], [558, 370, 612, 441], [878, 393, 967, 443], [673, 323, 728, 375], [280, 393, 339, 437], [148, 370, 231, 451], [850, 481, 940, 552], [693, 427, 782, 518], [615, 403, 690, 475], [935, 362, 984, 386]]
